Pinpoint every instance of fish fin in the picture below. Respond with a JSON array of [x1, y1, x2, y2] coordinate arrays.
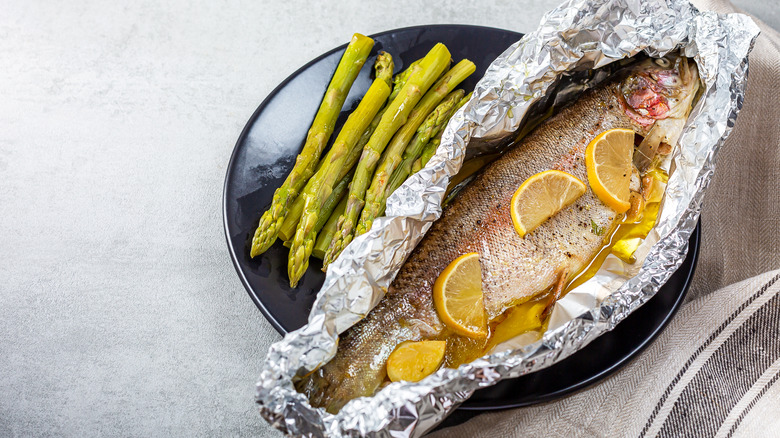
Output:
[[626, 190, 646, 223], [541, 269, 568, 321]]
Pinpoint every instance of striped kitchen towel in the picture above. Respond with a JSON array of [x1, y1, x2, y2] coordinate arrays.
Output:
[[434, 270, 780, 438]]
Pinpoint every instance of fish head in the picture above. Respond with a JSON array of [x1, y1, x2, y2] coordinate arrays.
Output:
[[620, 55, 700, 127]]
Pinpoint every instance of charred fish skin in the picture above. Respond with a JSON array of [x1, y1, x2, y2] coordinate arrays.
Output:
[[300, 55, 699, 413]]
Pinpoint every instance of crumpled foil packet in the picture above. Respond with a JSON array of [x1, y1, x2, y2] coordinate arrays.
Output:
[[256, 0, 760, 436]]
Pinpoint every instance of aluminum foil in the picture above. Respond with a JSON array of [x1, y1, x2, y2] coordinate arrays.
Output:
[[255, 0, 760, 436]]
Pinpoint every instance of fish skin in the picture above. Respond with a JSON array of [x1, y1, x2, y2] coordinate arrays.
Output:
[[298, 56, 699, 413]]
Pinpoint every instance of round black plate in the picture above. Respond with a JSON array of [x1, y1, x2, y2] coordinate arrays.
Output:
[[223, 25, 700, 410]]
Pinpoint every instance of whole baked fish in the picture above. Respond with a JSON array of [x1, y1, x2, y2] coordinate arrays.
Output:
[[298, 54, 700, 413]]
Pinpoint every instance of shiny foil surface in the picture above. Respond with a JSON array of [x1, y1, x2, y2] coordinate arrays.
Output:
[[255, 0, 760, 436]]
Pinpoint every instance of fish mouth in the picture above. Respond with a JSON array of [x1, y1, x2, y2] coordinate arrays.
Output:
[[622, 74, 671, 125], [620, 55, 698, 127], [624, 55, 700, 172]]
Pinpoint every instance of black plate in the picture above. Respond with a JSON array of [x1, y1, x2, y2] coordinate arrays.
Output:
[[222, 25, 700, 410]]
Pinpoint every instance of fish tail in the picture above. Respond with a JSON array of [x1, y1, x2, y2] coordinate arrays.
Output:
[[298, 298, 417, 413]]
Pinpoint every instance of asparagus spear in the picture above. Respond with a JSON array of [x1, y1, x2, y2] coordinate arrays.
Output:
[[309, 59, 419, 262], [389, 58, 421, 102], [374, 50, 395, 88], [313, 173, 350, 232], [277, 52, 394, 242], [313, 196, 347, 260], [413, 137, 439, 173], [277, 94, 390, 242], [287, 62, 393, 287], [410, 91, 471, 174], [355, 60, 475, 236], [383, 89, 465, 204], [249, 33, 374, 258], [279, 170, 351, 241], [323, 43, 452, 268], [453, 91, 472, 118]]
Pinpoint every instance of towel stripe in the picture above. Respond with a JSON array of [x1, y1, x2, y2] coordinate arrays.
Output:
[[656, 289, 780, 436], [639, 273, 780, 438], [720, 362, 780, 438]]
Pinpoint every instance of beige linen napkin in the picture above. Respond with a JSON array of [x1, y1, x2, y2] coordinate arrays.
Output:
[[433, 1, 780, 436]]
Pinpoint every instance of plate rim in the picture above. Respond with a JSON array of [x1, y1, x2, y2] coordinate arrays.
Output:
[[222, 24, 524, 335]]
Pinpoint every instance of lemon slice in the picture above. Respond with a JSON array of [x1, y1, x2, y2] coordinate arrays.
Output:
[[433, 252, 487, 339], [510, 170, 586, 237], [386, 340, 446, 382], [586, 128, 635, 213]]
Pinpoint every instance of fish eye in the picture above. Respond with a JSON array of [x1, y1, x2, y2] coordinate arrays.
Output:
[[654, 58, 671, 68]]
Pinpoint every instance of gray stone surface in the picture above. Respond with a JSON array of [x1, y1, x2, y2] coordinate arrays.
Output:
[[733, 0, 780, 29], [0, 1, 775, 437]]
